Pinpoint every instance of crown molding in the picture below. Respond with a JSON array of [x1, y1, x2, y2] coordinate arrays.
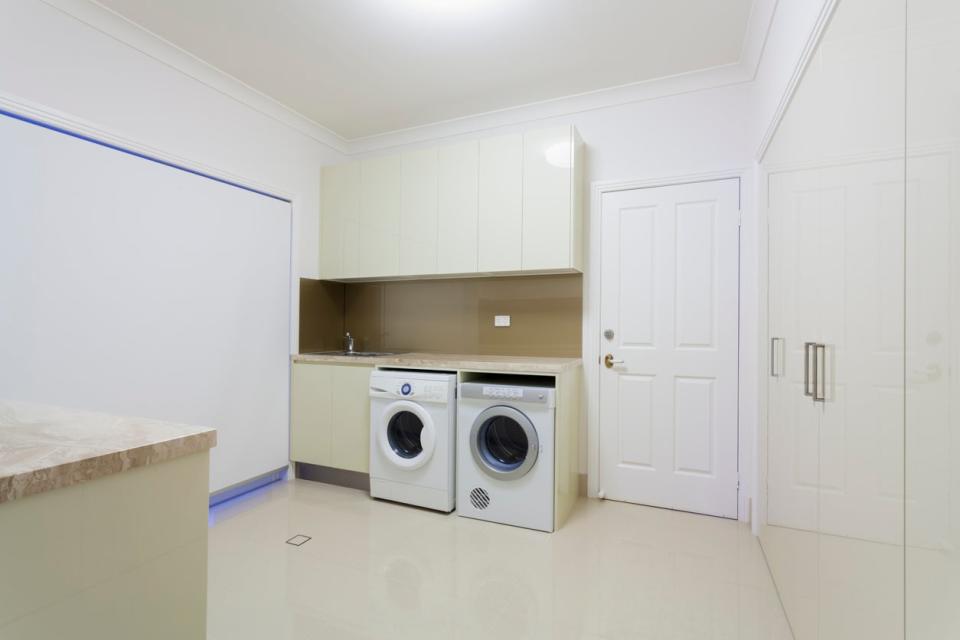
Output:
[[38, 0, 783, 157], [755, 0, 838, 161], [346, 0, 780, 154], [740, 0, 780, 82], [39, 0, 350, 154], [346, 62, 752, 155]]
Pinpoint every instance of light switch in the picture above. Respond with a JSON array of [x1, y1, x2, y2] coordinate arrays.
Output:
[[494, 315, 511, 327]]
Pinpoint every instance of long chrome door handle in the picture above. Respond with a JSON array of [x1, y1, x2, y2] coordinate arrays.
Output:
[[804, 342, 816, 397], [813, 343, 826, 402], [770, 337, 783, 377]]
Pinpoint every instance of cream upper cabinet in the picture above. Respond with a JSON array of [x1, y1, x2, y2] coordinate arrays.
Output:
[[522, 125, 583, 271], [437, 139, 479, 274], [319, 162, 360, 279], [359, 155, 401, 278], [399, 147, 439, 276], [318, 125, 582, 280], [478, 133, 523, 272]]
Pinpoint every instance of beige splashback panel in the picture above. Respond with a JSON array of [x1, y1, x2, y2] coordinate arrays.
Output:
[[300, 274, 582, 357], [298, 278, 345, 353]]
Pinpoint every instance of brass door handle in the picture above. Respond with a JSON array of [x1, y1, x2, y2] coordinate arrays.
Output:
[[604, 354, 624, 369]]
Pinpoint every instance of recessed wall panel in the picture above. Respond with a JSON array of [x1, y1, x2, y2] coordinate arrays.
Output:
[[674, 376, 714, 475], [674, 201, 716, 348], [618, 206, 656, 347], [618, 375, 654, 468]]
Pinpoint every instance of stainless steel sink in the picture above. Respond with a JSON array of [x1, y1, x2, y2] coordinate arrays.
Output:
[[306, 350, 398, 358]]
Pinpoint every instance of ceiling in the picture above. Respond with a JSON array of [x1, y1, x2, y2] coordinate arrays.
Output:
[[96, 0, 756, 141]]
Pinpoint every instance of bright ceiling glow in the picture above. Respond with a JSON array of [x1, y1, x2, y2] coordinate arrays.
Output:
[[402, 0, 496, 13]]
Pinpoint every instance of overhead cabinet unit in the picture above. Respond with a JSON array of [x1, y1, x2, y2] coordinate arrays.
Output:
[[318, 125, 583, 280]]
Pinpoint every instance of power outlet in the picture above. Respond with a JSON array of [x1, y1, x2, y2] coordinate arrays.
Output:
[[494, 315, 511, 327]]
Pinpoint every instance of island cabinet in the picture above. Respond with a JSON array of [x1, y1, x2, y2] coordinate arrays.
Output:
[[0, 401, 216, 640], [290, 361, 373, 474], [318, 124, 583, 280]]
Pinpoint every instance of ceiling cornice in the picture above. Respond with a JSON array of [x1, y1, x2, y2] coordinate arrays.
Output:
[[39, 0, 779, 157], [40, 0, 351, 153]]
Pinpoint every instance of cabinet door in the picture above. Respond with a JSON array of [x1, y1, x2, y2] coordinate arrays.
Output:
[[290, 363, 332, 466], [319, 162, 360, 279], [437, 140, 479, 274], [360, 156, 402, 278], [399, 147, 439, 276], [329, 364, 374, 473], [522, 126, 573, 270], [478, 133, 523, 272]]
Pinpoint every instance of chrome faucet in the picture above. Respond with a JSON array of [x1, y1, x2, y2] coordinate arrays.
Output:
[[344, 332, 355, 354]]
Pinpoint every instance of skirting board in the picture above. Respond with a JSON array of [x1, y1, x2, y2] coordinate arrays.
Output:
[[295, 462, 371, 492], [294, 464, 585, 498]]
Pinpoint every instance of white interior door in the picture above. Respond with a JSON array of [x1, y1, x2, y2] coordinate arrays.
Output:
[[598, 178, 740, 518]]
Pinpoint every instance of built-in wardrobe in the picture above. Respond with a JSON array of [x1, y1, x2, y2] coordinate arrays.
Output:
[[759, 0, 959, 637]]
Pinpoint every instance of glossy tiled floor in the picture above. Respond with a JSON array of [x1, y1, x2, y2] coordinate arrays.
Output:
[[207, 480, 793, 640]]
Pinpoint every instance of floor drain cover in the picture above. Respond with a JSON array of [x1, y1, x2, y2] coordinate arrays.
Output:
[[285, 535, 311, 546]]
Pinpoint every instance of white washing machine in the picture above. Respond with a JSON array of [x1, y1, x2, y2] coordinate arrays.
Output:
[[457, 378, 556, 532], [369, 369, 457, 512]]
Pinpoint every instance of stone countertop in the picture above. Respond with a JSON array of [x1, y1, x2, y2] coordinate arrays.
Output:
[[292, 351, 582, 374], [0, 400, 217, 504]]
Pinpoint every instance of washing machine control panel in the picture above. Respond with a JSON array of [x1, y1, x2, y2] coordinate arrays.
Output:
[[395, 381, 448, 401]]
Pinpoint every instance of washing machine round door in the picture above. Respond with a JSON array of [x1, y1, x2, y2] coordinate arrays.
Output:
[[377, 401, 436, 470], [469, 406, 539, 480]]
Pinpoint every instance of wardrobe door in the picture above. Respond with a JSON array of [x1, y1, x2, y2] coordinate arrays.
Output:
[[811, 1, 907, 637], [763, 170, 823, 640], [905, 0, 960, 637]]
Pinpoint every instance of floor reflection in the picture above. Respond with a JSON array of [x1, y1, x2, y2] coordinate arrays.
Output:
[[207, 480, 791, 640]]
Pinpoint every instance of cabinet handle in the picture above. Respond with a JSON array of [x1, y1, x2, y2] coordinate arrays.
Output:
[[770, 337, 783, 377], [814, 344, 826, 402], [804, 342, 816, 397]]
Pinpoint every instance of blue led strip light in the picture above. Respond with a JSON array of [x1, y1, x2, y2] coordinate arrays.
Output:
[[0, 106, 291, 203]]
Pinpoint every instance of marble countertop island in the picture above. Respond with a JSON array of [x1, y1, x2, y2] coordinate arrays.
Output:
[[0, 400, 217, 504]]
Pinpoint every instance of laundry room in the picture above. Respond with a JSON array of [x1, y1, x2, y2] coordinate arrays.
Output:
[[1, 0, 959, 639]]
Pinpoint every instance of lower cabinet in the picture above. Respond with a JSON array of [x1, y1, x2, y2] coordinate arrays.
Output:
[[290, 362, 373, 473]]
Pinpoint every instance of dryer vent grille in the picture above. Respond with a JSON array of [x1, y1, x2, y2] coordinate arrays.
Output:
[[469, 487, 490, 510]]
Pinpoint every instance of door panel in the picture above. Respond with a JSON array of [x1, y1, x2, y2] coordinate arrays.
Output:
[[360, 156, 401, 278], [599, 178, 739, 518], [478, 133, 523, 272], [437, 140, 479, 274], [522, 127, 572, 270], [399, 147, 439, 277]]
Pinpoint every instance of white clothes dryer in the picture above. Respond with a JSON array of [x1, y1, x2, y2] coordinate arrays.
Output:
[[369, 369, 457, 512], [457, 378, 556, 531]]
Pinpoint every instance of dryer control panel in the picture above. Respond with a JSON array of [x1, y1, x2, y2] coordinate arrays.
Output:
[[481, 386, 524, 400]]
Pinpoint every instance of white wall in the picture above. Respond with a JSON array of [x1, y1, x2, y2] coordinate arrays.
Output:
[[0, 0, 831, 514], [0, 0, 346, 289]]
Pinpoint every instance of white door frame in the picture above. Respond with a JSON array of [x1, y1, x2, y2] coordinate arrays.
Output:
[[584, 167, 759, 524]]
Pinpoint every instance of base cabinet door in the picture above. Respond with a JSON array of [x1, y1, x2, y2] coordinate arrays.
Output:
[[291, 363, 373, 473], [329, 364, 375, 473]]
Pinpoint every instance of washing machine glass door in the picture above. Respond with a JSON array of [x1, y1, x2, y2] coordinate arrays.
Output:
[[470, 406, 539, 480], [378, 400, 437, 470]]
